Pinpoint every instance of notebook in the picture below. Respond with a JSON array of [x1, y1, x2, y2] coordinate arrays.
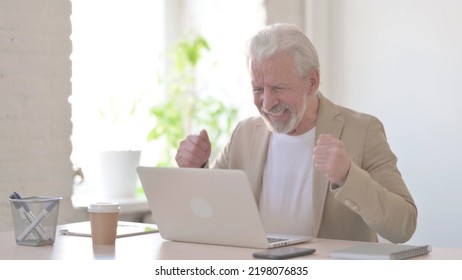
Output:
[[329, 243, 432, 260], [136, 166, 312, 249], [59, 221, 158, 238]]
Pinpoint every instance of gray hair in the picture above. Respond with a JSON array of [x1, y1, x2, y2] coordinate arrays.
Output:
[[247, 23, 320, 77]]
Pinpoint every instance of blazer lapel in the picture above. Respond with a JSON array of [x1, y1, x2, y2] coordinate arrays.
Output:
[[312, 93, 344, 236], [248, 120, 271, 203]]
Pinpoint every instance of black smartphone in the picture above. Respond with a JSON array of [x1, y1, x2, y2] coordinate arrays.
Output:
[[253, 247, 316, 260]]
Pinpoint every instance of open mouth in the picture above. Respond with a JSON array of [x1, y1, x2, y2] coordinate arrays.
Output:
[[266, 108, 289, 121]]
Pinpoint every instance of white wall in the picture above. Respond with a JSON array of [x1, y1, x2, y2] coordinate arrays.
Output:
[[308, 0, 462, 248], [0, 0, 86, 231]]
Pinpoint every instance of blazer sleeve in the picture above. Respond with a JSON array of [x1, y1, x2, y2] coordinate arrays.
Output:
[[331, 117, 417, 243]]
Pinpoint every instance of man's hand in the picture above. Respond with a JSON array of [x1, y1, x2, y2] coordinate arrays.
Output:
[[175, 129, 212, 168], [313, 134, 351, 186]]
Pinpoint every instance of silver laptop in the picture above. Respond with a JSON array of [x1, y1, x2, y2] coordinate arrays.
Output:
[[136, 166, 312, 249]]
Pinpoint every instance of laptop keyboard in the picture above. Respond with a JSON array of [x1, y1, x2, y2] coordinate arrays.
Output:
[[267, 237, 289, 243]]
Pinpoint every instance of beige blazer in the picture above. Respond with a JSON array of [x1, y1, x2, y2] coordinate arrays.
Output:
[[212, 93, 417, 243]]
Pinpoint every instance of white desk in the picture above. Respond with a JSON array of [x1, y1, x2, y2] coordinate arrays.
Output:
[[1, 223, 461, 260]]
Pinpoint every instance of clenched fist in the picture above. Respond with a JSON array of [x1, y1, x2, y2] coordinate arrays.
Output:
[[313, 134, 351, 186], [175, 129, 212, 168]]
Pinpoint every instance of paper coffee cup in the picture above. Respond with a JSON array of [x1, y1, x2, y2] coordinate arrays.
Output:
[[88, 202, 120, 245]]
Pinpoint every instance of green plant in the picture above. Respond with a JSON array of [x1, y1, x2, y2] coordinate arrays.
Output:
[[94, 92, 147, 151], [148, 34, 238, 166], [98, 95, 143, 125]]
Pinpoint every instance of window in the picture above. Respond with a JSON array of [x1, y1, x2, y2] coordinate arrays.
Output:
[[70, 0, 165, 168], [70, 0, 265, 196]]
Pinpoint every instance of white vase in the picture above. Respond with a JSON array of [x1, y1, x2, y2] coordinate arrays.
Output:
[[91, 150, 141, 199]]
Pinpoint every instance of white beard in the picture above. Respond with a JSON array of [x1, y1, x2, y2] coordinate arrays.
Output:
[[261, 96, 307, 134]]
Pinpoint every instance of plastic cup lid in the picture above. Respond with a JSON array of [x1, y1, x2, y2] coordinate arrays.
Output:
[[88, 202, 121, 213]]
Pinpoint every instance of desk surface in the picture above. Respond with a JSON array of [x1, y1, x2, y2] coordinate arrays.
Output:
[[1, 223, 461, 260]]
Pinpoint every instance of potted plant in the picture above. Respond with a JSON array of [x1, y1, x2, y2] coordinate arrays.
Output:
[[80, 93, 146, 199], [147, 33, 238, 166]]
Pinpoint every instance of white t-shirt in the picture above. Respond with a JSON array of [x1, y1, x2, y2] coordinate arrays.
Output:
[[259, 128, 316, 236]]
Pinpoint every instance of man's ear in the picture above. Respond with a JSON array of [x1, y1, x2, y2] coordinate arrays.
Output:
[[308, 69, 320, 95]]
